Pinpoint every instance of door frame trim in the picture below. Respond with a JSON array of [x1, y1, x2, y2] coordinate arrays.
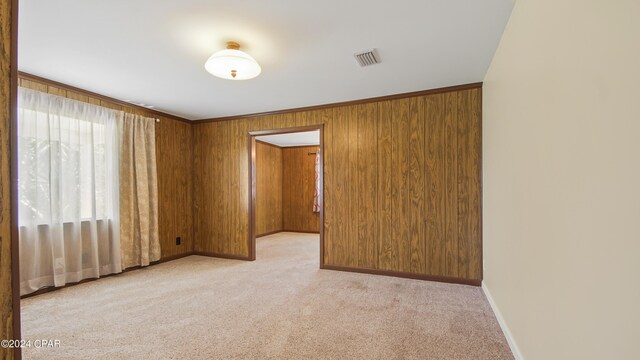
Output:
[[247, 125, 324, 267]]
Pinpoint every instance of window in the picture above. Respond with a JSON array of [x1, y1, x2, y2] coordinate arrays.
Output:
[[17, 87, 123, 295], [17, 88, 119, 225]]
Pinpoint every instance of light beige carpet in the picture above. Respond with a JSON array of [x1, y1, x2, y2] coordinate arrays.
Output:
[[22, 232, 513, 359]]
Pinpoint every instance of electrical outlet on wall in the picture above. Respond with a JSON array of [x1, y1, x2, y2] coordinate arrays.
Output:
[[175, 237, 181, 245]]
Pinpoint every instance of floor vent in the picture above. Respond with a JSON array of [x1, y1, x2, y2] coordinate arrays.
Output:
[[354, 49, 380, 67]]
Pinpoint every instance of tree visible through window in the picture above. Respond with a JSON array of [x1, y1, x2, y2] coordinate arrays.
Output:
[[18, 110, 109, 223], [17, 87, 122, 295]]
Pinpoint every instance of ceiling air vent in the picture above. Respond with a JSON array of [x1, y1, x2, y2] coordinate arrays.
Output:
[[354, 49, 380, 67]]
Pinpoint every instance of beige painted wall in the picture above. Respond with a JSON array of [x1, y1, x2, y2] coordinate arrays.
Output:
[[483, 0, 640, 359]]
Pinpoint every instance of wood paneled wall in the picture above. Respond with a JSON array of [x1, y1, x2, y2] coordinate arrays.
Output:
[[255, 141, 282, 236], [1, 0, 16, 356], [155, 118, 194, 259], [17, 75, 194, 261], [255, 142, 319, 236], [282, 146, 320, 233], [193, 85, 482, 283], [194, 116, 260, 258]]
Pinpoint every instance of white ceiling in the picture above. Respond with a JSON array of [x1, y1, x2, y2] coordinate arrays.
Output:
[[18, 0, 513, 120], [256, 131, 319, 148]]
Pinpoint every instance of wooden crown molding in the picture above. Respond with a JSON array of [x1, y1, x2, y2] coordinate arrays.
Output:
[[255, 139, 283, 149], [17, 73, 481, 126], [194, 82, 483, 123], [18, 71, 193, 124]]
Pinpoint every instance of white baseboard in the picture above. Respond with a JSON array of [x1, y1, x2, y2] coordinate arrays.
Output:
[[482, 281, 524, 360]]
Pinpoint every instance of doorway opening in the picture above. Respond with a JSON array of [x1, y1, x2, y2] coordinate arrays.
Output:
[[248, 125, 324, 267]]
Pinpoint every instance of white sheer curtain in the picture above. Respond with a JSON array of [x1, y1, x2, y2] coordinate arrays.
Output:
[[18, 87, 121, 295]]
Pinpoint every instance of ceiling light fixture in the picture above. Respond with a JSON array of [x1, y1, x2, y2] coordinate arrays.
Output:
[[204, 41, 261, 80]]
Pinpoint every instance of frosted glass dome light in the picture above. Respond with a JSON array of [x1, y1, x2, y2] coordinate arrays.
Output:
[[204, 41, 261, 80]]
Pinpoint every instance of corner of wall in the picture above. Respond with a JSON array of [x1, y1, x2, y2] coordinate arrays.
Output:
[[481, 281, 523, 360]]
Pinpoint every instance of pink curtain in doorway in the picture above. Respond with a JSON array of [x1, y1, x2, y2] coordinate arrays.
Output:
[[313, 150, 320, 213]]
